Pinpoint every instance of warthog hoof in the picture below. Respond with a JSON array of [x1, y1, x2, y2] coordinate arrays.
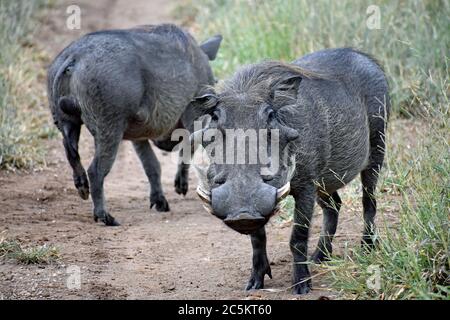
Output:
[[311, 249, 331, 264], [293, 279, 312, 295], [174, 172, 188, 196], [74, 175, 90, 200], [361, 234, 379, 251], [150, 193, 170, 212], [77, 186, 90, 200], [94, 211, 120, 226], [246, 260, 272, 290]]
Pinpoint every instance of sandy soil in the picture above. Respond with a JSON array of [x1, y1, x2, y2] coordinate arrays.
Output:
[[0, 0, 398, 300]]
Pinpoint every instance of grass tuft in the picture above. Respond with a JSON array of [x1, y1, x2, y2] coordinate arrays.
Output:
[[0, 235, 59, 265]]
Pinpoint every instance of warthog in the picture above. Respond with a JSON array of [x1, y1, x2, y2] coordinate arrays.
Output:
[[191, 48, 389, 294], [47, 24, 222, 226]]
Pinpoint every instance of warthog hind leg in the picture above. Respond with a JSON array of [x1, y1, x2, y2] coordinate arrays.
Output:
[[361, 120, 386, 248], [174, 162, 189, 196], [62, 120, 90, 200], [87, 130, 122, 226], [311, 191, 341, 263]]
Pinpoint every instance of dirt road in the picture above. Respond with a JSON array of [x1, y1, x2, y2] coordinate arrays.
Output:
[[0, 0, 384, 299]]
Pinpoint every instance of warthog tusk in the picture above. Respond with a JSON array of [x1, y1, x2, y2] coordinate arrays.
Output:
[[272, 182, 291, 216], [276, 182, 290, 202], [196, 186, 213, 214], [196, 182, 291, 215]]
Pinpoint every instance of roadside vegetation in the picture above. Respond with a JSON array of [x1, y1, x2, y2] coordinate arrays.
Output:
[[0, 233, 59, 265], [183, 0, 449, 299], [0, 0, 55, 170]]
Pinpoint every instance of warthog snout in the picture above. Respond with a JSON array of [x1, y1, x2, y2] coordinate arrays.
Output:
[[197, 181, 290, 234], [223, 212, 266, 234]]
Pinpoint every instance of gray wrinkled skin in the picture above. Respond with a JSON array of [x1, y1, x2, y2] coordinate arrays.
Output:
[[193, 48, 390, 294], [47, 24, 222, 226]]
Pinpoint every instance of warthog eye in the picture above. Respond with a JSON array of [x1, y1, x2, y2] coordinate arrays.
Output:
[[262, 174, 274, 182], [211, 110, 220, 122], [267, 109, 276, 122], [213, 173, 226, 186]]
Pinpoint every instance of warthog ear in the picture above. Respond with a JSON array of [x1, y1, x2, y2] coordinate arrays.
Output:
[[181, 92, 218, 131], [200, 35, 223, 61], [269, 75, 302, 103], [194, 92, 218, 107], [267, 108, 299, 143]]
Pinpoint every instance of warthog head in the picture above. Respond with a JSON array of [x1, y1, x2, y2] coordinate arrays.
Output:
[[189, 61, 317, 234]]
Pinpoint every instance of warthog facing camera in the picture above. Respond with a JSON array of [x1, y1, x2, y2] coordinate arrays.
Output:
[[191, 48, 390, 294]]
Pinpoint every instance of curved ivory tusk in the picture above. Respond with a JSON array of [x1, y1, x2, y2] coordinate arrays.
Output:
[[196, 186, 213, 214], [196, 185, 211, 202], [272, 182, 291, 216], [276, 182, 291, 202]]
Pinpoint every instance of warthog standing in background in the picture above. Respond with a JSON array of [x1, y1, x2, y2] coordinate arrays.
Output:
[[192, 48, 389, 294], [48, 24, 222, 226]]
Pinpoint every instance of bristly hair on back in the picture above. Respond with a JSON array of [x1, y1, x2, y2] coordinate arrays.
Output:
[[134, 23, 193, 49], [88, 24, 194, 52], [217, 60, 324, 104]]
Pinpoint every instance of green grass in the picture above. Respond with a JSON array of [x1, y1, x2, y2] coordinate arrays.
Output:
[[0, 0, 56, 170], [185, 0, 449, 116], [0, 236, 59, 265], [324, 105, 449, 299], [185, 0, 450, 299]]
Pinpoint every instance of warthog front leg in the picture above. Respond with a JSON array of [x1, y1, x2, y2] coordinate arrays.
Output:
[[132, 140, 169, 212], [311, 191, 341, 263], [246, 227, 272, 290], [290, 184, 315, 294], [174, 162, 189, 196], [61, 120, 89, 200], [153, 138, 190, 196], [87, 131, 122, 226]]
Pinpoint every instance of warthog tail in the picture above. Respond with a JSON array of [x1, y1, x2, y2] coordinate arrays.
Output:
[[51, 55, 75, 105]]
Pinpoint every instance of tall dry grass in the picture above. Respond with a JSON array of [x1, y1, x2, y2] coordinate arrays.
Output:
[[0, 0, 55, 170]]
